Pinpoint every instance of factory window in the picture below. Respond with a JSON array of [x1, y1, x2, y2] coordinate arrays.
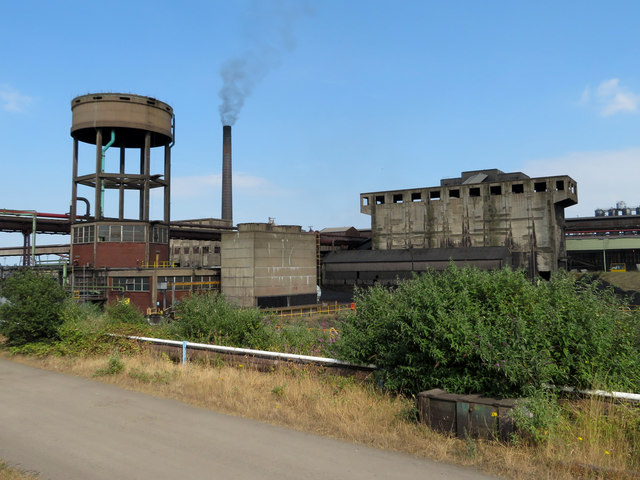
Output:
[[363, 197, 369, 206], [152, 226, 168, 244], [469, 187, 481, 197], [534, 181, 547, 193], [429, 190, 441, 200], [112, 276, 149, 292], [449, 189, 460, 198], [183, 247, 190, 254], [375, 195, 385, 205], [411, 192, 422, 202], [73, 225, 95, 244], [193, 246, 200, 254], [98, 224, 146, 242], [393, 194, 403, 204], [202, 246, 210, 254], [109, 225, 122, 242], [512, 184, 524, 194], [214, 246, 221, 254], [123, 225, 145, 242], [490, 185, 502, 196], [555, 180, 564, 191], [173, 247, 180, 255]]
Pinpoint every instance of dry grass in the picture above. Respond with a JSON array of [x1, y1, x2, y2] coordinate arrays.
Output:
[[3, 350, 639, 479], [0, 461, 38, 480]]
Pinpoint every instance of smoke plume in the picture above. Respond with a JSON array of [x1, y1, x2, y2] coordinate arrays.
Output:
[[218, 0, 312, 125]]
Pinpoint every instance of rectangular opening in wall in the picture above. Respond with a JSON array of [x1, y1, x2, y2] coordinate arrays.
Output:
[[512, 184, 524, 194], [490, 185, 502, 195], [534, 181, 547, 193], [555, 180, 564, 191], [363, 197, 369, 206], [429, 190, 441, 200], [411, 192, 422, 202], [393, 194, 403, 204], [469, 187, 481, 197], [449, 189, 460, 198], [375, 195, 385, 205]]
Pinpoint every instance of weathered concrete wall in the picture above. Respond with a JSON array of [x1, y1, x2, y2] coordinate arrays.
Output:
[[170, 239, 221, 267], [360, 173, 577, 274], [221, 223, 317, 307]]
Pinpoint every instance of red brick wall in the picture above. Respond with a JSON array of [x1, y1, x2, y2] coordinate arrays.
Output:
[[73, 243, 168, 268]]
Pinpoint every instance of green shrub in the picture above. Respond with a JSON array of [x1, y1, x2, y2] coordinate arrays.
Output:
[[167, 292, 336, 355], [337, 265, 640, 397], [105, 299, 146, 325], [169, 292, 273, 348], [93, 355, 125, 376], [0, 270, 68, 346]]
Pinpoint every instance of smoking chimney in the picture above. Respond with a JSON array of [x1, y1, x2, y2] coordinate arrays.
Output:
[[222, 125, 232, 223]]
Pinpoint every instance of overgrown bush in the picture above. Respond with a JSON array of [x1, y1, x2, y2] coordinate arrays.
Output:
[[105, 299, 147, 325], [169, 292, 274, 349], [337, 265, 640, 397], [0, 270, 67, 346], [167, 292, 335, 355]]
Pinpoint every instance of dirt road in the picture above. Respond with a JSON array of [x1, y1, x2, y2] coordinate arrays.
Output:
[[0, 359, 496, 479]]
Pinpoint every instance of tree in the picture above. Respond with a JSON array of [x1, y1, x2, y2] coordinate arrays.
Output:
[[0, 270, 68, 346]]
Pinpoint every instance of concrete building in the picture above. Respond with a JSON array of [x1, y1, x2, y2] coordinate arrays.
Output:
[[221, 223, 317, 308], [322, 169, 577, 291], [359, 169, 577, 278]]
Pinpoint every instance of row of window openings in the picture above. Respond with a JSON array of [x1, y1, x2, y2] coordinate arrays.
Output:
[[158, 275, 218, 291], [73, 225, 169, 244], [112, 275, 219, 293], [368, 181, 569, 205], [173, 246, 220, 255]]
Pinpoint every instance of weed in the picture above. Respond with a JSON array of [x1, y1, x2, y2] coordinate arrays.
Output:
[[93, 355, 125, 377], [271, 383, 286, 398]]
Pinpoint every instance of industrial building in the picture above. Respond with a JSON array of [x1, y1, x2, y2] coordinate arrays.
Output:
[[323, 169, 578, 289], [0, 93, 316, 312], [565, 202, 640, 271], [10, 92, 635, 309]]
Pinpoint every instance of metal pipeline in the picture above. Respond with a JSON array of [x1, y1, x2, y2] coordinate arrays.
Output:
[[0, 209, 36, 265], [100, 130, 116, 217]]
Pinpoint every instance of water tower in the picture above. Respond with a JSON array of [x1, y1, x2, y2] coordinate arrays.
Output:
[[69, 93, 174, 271]]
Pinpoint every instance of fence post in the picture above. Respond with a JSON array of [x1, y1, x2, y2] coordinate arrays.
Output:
[[182, 341, 187, 365]]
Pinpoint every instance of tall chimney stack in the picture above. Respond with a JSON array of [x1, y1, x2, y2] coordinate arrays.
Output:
[[222, 125, 232, 223]]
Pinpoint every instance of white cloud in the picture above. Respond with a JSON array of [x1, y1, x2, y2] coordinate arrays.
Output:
[[0, 85, 33, 113], [581, 78, 640, 116], [172, 172, 290, 198], [522, 147, 640, 217]]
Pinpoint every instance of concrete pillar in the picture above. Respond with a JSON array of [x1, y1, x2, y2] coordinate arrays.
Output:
[[164, 144, 171, 224], [144, 131, 151, 222], [71, 138, 78, 222], [95, 129, 103, 220], [119, 146, 125, 220]]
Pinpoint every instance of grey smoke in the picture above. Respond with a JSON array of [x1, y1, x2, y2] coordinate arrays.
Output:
[[218, 1, 312, 126]]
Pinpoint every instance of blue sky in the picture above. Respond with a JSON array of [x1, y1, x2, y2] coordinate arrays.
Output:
[[2, 0, 640, 251]]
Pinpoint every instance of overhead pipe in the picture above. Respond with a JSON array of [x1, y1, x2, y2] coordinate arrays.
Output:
[[100, 130, 116, 217], [76, 197, 90, 218], [0, 209, 36, 265]]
